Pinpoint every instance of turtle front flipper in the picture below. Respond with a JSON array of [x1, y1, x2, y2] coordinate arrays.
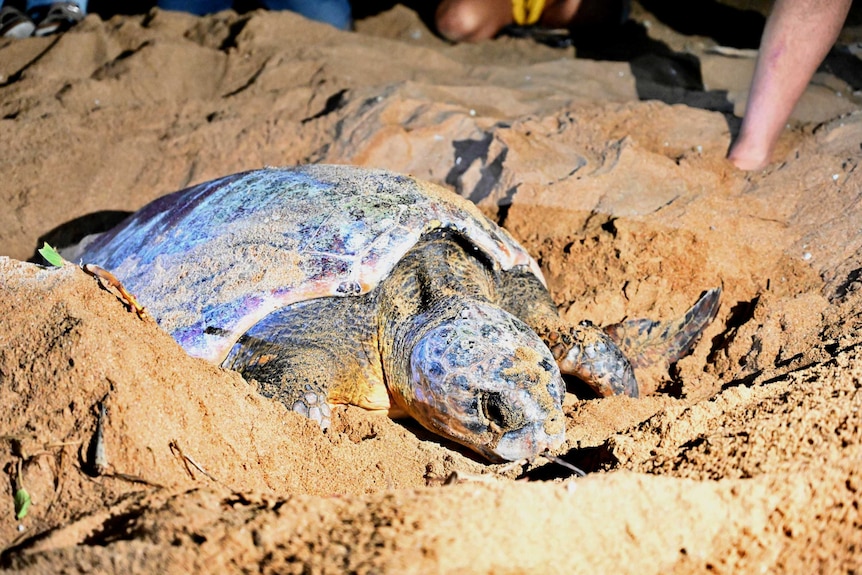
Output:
[[496, 265, 639, 398], [540, 288, 721, 398], [603, 287, 721, 370], [539, 323, 639, 398], [224, 335, 335, 429], [497, 266, 720, 399], [221, 296, 389, 430]]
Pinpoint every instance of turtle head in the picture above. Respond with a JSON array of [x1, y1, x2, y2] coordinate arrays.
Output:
[[402, 301, 566, 462]]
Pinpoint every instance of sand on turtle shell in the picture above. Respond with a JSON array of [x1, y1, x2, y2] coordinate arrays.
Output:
[[1, 2, 862, 573]]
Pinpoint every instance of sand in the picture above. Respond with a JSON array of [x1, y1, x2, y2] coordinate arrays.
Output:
[[1, 2, 861, 572]]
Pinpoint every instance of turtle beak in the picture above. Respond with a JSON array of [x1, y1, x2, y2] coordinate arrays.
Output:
[[483, 422, 566, 462]]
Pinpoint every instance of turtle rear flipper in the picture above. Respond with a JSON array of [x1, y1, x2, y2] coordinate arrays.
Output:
[[604, 287, 721, 369]]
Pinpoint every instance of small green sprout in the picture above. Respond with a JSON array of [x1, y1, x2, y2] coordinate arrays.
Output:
[[38, 242, 64, 268], [13, 458, 31, 520], [14, 488, 31, 520]]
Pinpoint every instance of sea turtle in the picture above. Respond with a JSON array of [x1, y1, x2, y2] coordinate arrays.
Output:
[[76, 165, 720, 462]]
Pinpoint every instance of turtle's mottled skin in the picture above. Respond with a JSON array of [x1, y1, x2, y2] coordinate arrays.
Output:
[[78, 165, 720, 462]]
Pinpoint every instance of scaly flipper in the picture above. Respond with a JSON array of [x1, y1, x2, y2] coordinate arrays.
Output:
[[542, 323, 640, 398], [603, 287, 722, 370], [221, 296, 389, 431], [500, 267, 720, 399], [499, 266, 640, 398]]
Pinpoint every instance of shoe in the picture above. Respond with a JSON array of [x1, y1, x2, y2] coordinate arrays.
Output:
[[0, 6, 35, 38], [31, 2, 84, 37]]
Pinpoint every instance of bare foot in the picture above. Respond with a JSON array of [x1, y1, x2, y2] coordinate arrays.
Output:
[[727, 140, 772, 171]]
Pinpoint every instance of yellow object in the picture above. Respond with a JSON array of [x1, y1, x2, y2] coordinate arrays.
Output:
[[512, 0, 546, 25]]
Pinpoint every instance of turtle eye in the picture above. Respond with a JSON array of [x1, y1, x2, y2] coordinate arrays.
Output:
[[481, 392, 525, 431], [482, 392, 505, 428]]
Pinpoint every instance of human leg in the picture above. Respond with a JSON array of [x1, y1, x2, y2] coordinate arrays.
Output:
[[435, 0, 513, 42], [727, 0, 852, 170], [435, 0, 627, 43]]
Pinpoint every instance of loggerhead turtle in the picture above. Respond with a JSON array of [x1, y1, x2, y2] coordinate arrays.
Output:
[[77, 165, 720, 462]]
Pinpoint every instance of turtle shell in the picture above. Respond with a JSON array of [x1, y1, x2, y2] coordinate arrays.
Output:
[[80, 165, 545, 363]]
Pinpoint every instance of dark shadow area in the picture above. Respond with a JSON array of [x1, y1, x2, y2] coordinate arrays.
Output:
[[523, 443, 618, 480], [565, 375, 602, 400], [821, 45, 862, 92], [28, 210, 131, 264], [706, 295, 758, 365], [657, 365, 685, 397], [88, 0, 156, 17], [445, 131, 511, 204], [301, 88, 349, 123], [393, 417, 494, 465], [390, 407, 621, 474], [721, 334, 862, 391], [573, 20, 737, 114], [833, 267, 862, 301], [638, 0, 765, 49]]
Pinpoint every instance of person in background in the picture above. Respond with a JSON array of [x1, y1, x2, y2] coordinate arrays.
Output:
[[726, 0, 853, 170], [0, 0, 84, 37], [1, 0, 852, 172], [434, 0, 628, 43], [157, 0, 352, 30], [436, 0, 854, 171]]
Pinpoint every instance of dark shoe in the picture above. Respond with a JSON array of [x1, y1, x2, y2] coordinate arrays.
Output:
[[32, 2, 84, 37], [0, 6, 35, 38]]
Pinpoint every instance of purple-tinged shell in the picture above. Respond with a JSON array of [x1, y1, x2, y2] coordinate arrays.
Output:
[[79, 165, 544, 363]]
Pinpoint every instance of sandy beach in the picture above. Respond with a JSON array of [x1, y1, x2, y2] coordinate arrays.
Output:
[[1, 2, 861, 572]]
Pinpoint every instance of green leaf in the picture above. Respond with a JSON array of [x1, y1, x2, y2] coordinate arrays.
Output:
[[14, 488, 31, 520], [38, 242, 65, 268]]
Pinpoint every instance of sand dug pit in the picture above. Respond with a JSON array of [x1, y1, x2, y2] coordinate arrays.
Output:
[[1, 2, 861, 573]]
